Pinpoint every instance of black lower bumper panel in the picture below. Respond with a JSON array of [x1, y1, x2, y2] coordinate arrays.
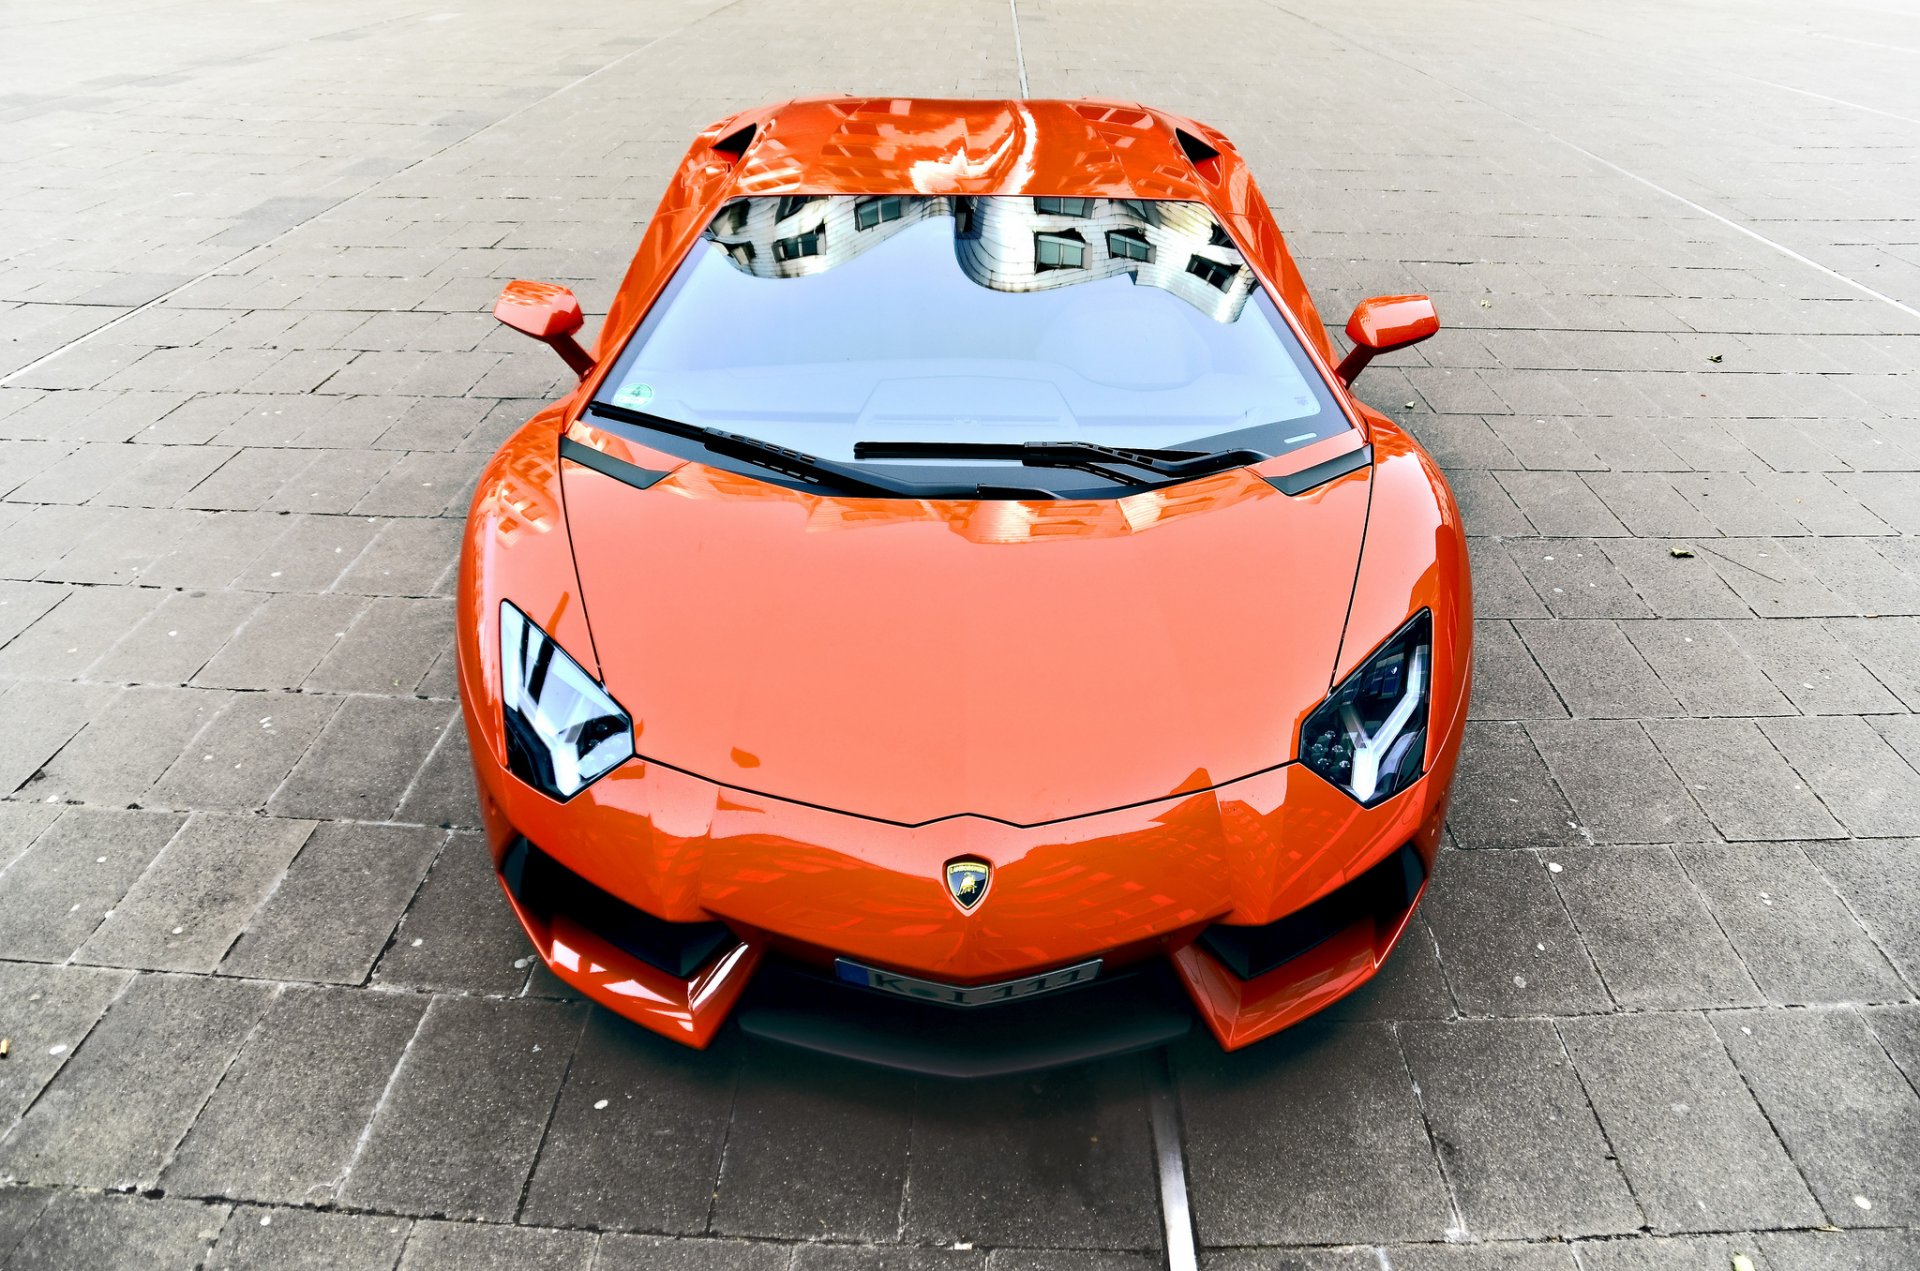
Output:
[[735, 958, 1193, 1078]]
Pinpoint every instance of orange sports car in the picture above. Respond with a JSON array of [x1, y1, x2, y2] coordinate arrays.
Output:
[[458, 98, 1470, 1076]]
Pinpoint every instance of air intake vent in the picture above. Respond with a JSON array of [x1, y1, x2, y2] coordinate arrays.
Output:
[[713, 122, 757, 161]]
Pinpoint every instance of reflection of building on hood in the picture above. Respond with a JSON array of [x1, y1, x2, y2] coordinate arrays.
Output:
[[704, 194, 1256, 323]]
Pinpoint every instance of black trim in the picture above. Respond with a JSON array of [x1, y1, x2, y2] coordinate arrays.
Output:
[[1175, 127, 1220, 168], [502, 838, 733, 979], [713, 122, 756, 159], [1200, 843, 1425, 981], [1265, 443, 1372, 496], [736, 957, 1192, 1078], [559, 436, 669, 490]]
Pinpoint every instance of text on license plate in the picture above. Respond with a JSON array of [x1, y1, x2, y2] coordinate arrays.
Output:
[[834, 957, 1103, 1007]]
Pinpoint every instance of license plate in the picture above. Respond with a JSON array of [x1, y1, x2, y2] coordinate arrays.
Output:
[[834, 957, 1102, 1007]]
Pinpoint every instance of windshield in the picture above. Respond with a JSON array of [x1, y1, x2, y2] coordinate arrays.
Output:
[[593, 195, 1349, 496]]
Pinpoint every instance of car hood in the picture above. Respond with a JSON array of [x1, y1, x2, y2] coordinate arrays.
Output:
[[562, 458, 1370, 826]]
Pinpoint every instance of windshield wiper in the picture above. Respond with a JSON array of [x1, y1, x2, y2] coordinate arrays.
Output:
[[851, 439, 1269, 484], [588, 401, 926, 497]]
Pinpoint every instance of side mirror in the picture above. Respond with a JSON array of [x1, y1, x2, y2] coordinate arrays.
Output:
[[1335, 294, 1439, 386], [494, 280, 594, 379]]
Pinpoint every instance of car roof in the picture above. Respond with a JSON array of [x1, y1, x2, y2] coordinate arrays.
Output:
[[714, 97, 1229, 201]]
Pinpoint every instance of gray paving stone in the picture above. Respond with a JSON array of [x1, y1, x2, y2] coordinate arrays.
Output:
[[207, 1206, 412, 1271], [163, 984, 426, 1204], [28, 684, 220, 806], [984, 1254, 1158, 1271], [1620, 619, 1793, 718], [795, 1248, 987, 1271], [0, 585, 161, 678], [85, 588, 262, 685], [146, 689, 340, 813], [393, 722, 480, 828], [3, 1191, 229, 1271], [303, 596, 453, 694], [520, 1011, 735, 1234], [0, 801, 59, 874], [711, 1044, 915, 1241], [395, 1220, 594, 1271], [0, 973, 272, 1188], [1863, 1004, 1920, 1091], [1177, 1023, 1451, 1246], [1400, 1020, 1640, 1239], [1571, 1235, 1774, 1271], [1514, 620, 1678, 719], [1644, 718, 1841, 842], [192, 592, 365, 690], [1199, 1248, 1374, 1271], [1528, 720, 1713, 844], [1677, 843, 1907, 1005], [0, 1186, 56, 1265], [371, 830, 527, 994], [1757, 1230, 1920, 1271], [0, 962, 131, 1133], [1723, 620, 1902, 716], [1547, 846, 1757, 1010], [339, 995, 586, 1221], [1494, 473, 1627, 538], [77, 813, 314, 973], [1507, 541, 1650, 620], [1826, 616, 1920, 712], [266, 695, 455, 821], [1559, 1013, 1818, 1232], [1466, 621, 1567, 721], [1422, 849, 1610, 1016], [1714, 1007, 1920, 1225], [1808, 840, 1920, 989], [904, 1057, 1159, 1250], [1594, 539, 1752, 620], [1759, 716, 1920, 839], [0, 807, 187, 962], [595, 1234, 793, 1271], [0, 679, 118, 796], [221, 821, 443, 984]]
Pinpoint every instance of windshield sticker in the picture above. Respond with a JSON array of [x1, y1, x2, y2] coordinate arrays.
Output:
[[612, 381, 655, 411]]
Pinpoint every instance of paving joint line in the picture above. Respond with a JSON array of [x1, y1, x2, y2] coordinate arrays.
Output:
[[1144, 1047, 1198, 1271]]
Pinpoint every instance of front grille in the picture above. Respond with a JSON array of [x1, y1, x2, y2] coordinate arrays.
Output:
[[1199, 843, 1425, 981], [500, 838, 733, 979]]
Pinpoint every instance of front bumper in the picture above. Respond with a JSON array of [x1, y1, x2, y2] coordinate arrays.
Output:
[[468, 703, 1461, 1071]]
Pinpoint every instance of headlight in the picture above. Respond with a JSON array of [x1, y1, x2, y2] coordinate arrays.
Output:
[[500, 601, 633, 800], [1301, 610, 1431, 805]]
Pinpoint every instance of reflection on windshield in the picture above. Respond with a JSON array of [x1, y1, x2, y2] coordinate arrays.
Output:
[[704, 194, 1256, 323]]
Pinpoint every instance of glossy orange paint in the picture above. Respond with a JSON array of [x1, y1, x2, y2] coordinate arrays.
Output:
[[1335, 294, 1441, 386], [493, 280, 594, 378], [457, 98, 1472, 1060]]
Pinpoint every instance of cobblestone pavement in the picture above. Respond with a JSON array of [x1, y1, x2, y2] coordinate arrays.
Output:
[[1, 0, 1918, 1267]]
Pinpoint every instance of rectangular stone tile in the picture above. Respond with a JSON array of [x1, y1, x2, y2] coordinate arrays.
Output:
[[1621, 619, 1793, 717], [6, 1191, 230, 1271], [1644, 718, 1841, 842], [1759, 1230, 1920, 1271], [1178, 1022, 1451, 1246], [1548, 846, 1758, 1009], [1760, 716, 1920, 838], [798, 1248, 988, 1271], [266, 696, 456, 821], [0, 963, 131, 1132], [712, 1044, 914, 1241], [0, 974, 272, 1188], [1826, 616, 1920, 712], [1572, 1235, 1775, 1271], [394, 722, 480, 828], [1508, 540, 1651, 619], [1786, 537, 1920, 616], [1515, 620, 1678, 718], [1582, 472, 1717, 538], [520, 1011, 736, 1234], [1807, 840, 1920, 988], [1494, 471, 1628, 537], [334, 517, 461, 595], [164, 985, 426, 1205], [259, 447, 397, 514], [1400, 1020, 1640, 1239], [904, 1056, 1159, 1250], [1704, 539, 1853, 619], [1677, 844, 1906, 1005], [1529, 719, 1713, 844], [85, 588, 262, 685], [0, 579, 70, 648], [1423, 848, 1610, 1015], [231, 514, 382, 592], [1467, 621, 1567, 721], [396, 1221, 594, 1271], [0, 680, 119, 797], [207, 1206, 412, 1271], [368, 827, 528, 991], [0, 1186, 56, 1265], [1726, 619, 1901, 716], [596, 1235, 792, 1271], [0, 802, 59, 874], [985, 1254, 1158, 1271], [1445, 721, 1582, 850], [1595, 539, 1751, 620], [138, 510, 279, 589], [339, 995, 587, 1221], [77, 813, 314, 973], [0, 585, 161, 679], [303, 596, 453, 694], [146, 690, 339, 813], [1322, 911, 1456, 1022], [1560, 1013, 1818, 1232], [191, 592, 364, 690], [1670, 472, 1803, 537], [221, 821, 442, 984], [1715, 1007, 1920, 1224], [0, 808, 187, 962], [1465, 537, 1547, 619], [33, 684, 222, 806]]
